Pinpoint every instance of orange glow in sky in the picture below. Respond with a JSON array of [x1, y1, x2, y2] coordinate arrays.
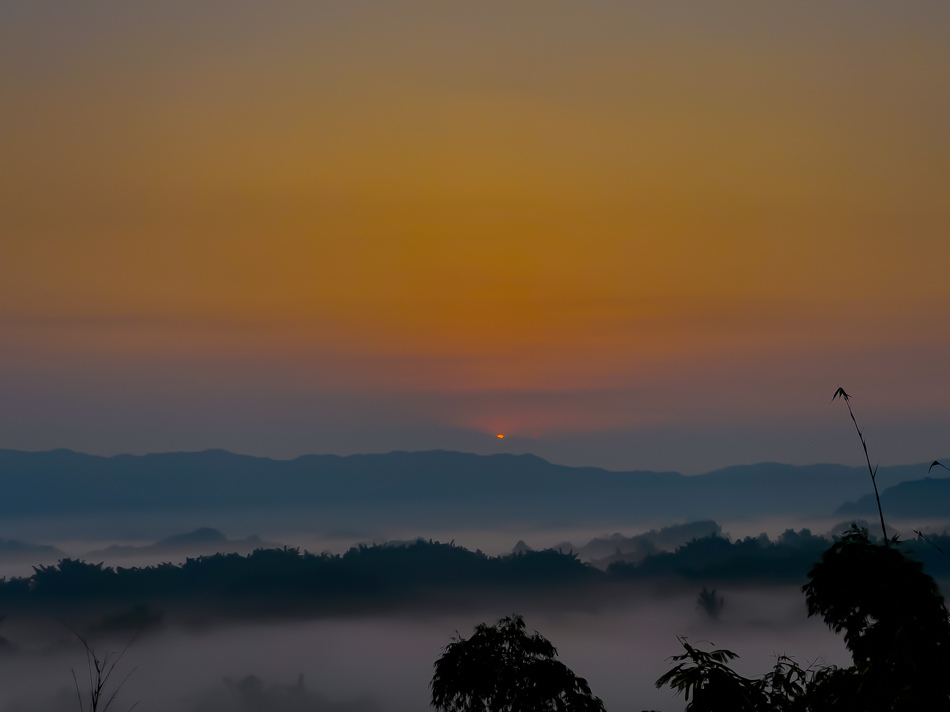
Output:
[[2, 3, 949, 472]]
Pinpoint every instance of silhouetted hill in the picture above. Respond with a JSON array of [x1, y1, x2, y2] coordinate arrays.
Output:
[[693, 462, 932, 516], [158, 527, 228, 547], [0, 449, 938, 523], [836, 476, 950, 518], [0, 538, 63, 560], [577, 521, 722, 568], [84, 528, 277, 560]]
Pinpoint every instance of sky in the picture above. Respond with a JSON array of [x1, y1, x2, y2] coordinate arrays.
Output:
[[2, 2, 949, 474]]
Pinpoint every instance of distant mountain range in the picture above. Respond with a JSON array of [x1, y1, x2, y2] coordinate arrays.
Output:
[[1, 448, 945, 523], [837, 477, 950, 518], [84, 527, 278, 560]]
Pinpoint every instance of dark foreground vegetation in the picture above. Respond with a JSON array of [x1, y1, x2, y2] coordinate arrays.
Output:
[[426, 526, 950, 712], [427, 393, 950, 711], [653, 525, 950, 711]]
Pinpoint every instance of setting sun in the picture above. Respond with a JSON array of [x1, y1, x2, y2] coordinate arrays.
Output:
[[1, 2, 948, 474]]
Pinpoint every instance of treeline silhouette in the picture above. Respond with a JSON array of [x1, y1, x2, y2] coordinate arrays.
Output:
[[2, 532, 948, 621], [0, 541, 596, 621], [607, 529, 832, 582]]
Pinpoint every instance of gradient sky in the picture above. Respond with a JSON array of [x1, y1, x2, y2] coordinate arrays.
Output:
[[2, 2, 949, 473]]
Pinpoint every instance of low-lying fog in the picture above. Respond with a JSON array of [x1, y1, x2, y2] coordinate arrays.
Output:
[[0, 586, 849, 712], [5, 511, 946, 711], [3, 508, 947, 577]]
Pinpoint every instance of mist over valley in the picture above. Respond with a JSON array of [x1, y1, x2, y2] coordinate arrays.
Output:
[[0, 449, 948, 711]]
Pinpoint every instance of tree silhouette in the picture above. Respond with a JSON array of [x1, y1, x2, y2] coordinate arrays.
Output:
[[658, 527, 950, 711], [656, 638, 763, 712], [831, 387, 889, 543], [696, 587, 724, 620], [803, 525, 950, 710], [68, 627, 139, 712], [430, 615, 604, 712]]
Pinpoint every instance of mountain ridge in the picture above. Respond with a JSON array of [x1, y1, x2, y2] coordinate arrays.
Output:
[[0, 448, 941, 521]]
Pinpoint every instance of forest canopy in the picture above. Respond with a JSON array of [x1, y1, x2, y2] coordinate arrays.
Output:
[[2, 528, 949, 624]]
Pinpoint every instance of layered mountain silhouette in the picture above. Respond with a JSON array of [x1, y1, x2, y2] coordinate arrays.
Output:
[[569, 520, 723, 568], [0, 448, 943, 523], [836, 477, 950, 518]]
